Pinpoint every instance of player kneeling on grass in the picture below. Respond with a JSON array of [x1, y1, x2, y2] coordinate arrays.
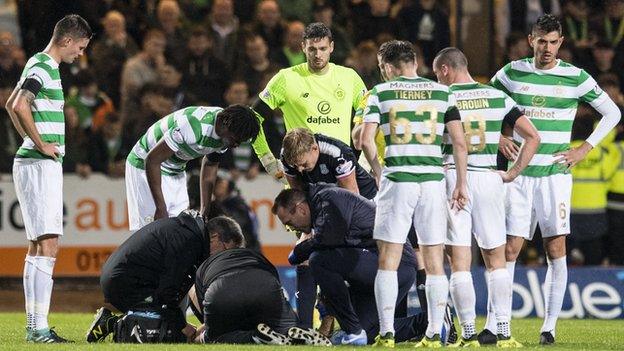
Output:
[[189, 216, 331, 346], [273, 184, 437, 346], [86, 210, 212, 343], [125, 104, 260, 231]]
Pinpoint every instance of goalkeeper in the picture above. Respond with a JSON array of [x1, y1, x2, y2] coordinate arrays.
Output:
[[251, 22, 366, 182]]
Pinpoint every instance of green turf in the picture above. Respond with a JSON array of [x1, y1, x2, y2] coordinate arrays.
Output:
[[0, 313, 622, 350]]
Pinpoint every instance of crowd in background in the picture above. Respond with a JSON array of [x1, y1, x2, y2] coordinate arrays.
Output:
[[0, 0, 623, 266]]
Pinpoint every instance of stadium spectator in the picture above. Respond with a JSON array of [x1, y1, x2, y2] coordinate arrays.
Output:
[[62, 105, 90, 178], [124, 83, 175, 144], [594, 0, 624, 50], [351, 0, 401, 45], [346, 40, 382, 88], [89, 10, 139, 107], [154, 0, 187, 67], [86, 210, 212, 343], [397, 0, 451, 66], [277, 0, 312, 23], [65, 69, 115, 131], [178, 27, 229, 106], [587, 41, 624, 92], [570, 115, 621, 265], [119, 29, 167, 123], [206, 0, 240, 70], [274, 20, 306, 67], [562, 0, 594, 50], [273, 185, 429, 345], [235, 34, 280, 97], [505, 0, 561, 35], [249, 0, 286, 57], [312, 3, 352, 64], [0, 85, 20, 173], [213, 175, 261, 252], [502, 31, 531, 64], [0, 31, 25, 87], [86, 112, 127, 178], [220, 80, 261, 179]]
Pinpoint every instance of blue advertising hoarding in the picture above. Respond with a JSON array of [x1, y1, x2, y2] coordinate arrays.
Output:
[[277, 266, 624, 319]]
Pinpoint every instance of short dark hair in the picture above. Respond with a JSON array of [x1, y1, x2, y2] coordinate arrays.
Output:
[[206, 216, 245, 248], [433, 47, 468, 69], [74, 69, 96, 88], [216, 104, 260, 143], [190, 25, 211, 40], [271, 188, 307, 214], [378, 40, 416, 67], [52, 14, 92, 44], [303, 22, 333, 42], [531, 14, 562, 36]]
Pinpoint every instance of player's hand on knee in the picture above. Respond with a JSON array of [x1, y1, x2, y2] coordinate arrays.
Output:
[[499, 136, 519, 161]]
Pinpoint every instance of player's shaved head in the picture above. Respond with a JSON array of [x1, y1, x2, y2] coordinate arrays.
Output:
[[433, 47, 468, 70], [52, 14, 92, 44]]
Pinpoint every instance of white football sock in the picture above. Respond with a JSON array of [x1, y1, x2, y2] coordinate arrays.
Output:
[[541, 256, 567, 336], [506, 261, 516, 285], [489, 268, 512, 337], [374, 269, 398, 336], [449, 271, 476, 338], [483, 270, 497, 333], [425, 275, 449, 338], [24, 256, 36, 331], [34, 256, 55, 331]]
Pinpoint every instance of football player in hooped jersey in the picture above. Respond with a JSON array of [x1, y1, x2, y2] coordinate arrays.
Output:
[[490, 14, 621, 345], [434, 47, 540, 348], [361, 40, 469, 348], [5, 14, 92, 343], [125, 105, 259, 231]]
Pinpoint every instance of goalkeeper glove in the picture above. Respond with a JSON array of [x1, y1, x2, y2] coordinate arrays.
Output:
[[260, 153, 287, 184]]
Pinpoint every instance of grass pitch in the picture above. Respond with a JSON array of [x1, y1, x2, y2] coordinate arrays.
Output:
[[0, 313, 622, 350]]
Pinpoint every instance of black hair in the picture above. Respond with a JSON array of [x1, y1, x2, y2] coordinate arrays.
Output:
[[433, 47, 468, 69], [189, 25, 212, 40], [505, 31, 527, 49], [532, 14, 562, 36], [378, 40, 416, 67], [271, 188, 307, 214], [216, 104, 260, 143], [303, 22, 333, 42], [74, 69, 96, 88], [205, 215, 245, 248], [53, 14, 92, 44]]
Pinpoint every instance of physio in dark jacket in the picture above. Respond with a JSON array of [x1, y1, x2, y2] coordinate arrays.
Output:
[[272, 184, 426, 344], [100, 210, 209, 312]]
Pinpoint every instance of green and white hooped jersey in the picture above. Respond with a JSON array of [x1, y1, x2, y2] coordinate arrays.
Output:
[[127, 106, 225, 175], [363, 76, 457, 183], [490, 58, 608, 177], [16, 53, 65, 162], [442, 82, 522, 171]]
